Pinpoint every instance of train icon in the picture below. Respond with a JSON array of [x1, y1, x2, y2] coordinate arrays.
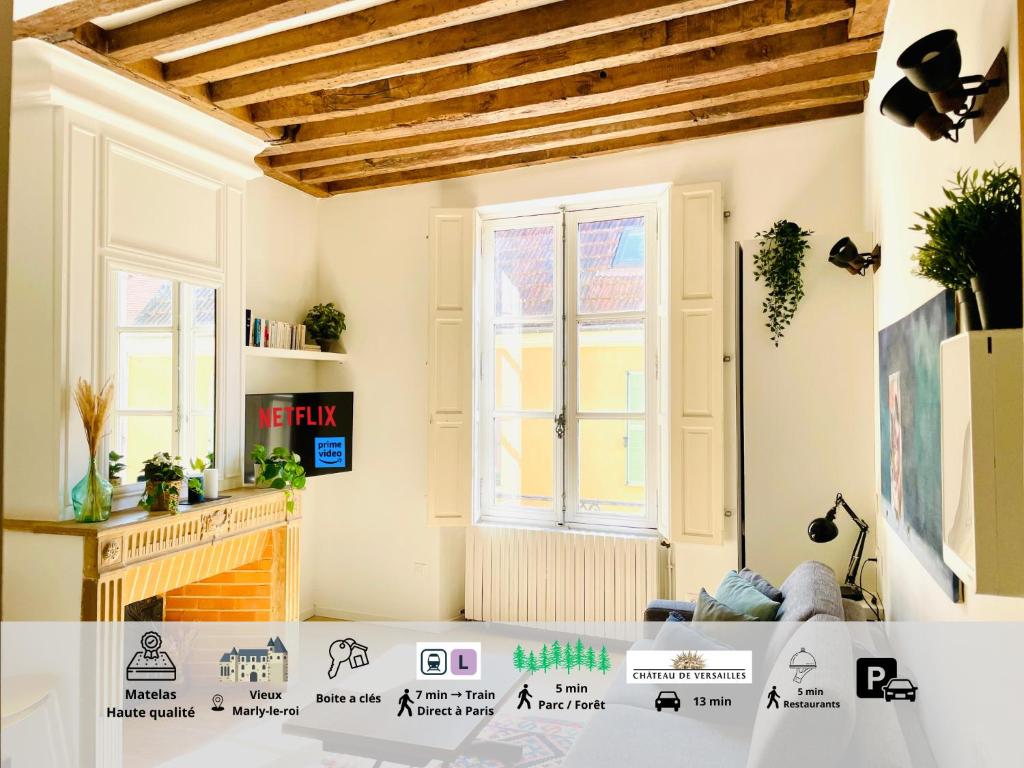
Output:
[[420, 648, 448, 675]]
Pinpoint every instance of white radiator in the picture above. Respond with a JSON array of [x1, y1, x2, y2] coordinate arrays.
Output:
[[465, 526, 665, 622]]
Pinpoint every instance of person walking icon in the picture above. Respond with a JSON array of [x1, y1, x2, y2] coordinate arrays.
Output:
[[766, 685, 781, 709], [517, 683, 533, 710], [397, 688, 414, 717]]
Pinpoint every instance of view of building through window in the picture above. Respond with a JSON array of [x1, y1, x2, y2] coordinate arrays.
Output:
[[483, 210, 655, 528], [113, 271, 216, 484]]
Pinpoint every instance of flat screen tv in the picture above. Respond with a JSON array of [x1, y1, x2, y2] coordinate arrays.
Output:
[[244, 392, 353, 482]]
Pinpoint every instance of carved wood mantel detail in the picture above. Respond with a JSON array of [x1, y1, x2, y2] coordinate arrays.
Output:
[[4, 487, 301, 621]]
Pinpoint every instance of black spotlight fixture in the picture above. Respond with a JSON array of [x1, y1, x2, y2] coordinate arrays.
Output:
[[807, 492, 869, 601], [880, 29, 1004, 142], [828, 237, 882, 275]]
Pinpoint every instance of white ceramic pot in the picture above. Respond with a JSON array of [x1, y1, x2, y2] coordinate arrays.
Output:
[[203, 468, 220, 499]]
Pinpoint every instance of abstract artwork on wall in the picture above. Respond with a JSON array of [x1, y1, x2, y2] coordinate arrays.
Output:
[[878, 290, 961, 602]]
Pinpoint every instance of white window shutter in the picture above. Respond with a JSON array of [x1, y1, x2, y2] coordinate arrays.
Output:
[[669, 184, 725, 544], [427, 209, 474, 527]]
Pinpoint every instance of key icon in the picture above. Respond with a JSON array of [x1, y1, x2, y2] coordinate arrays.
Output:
[[328, 639, 352, 679]]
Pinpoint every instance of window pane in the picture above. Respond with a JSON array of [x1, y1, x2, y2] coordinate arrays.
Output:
[[577, 217, 645, 314], [494, 323, 553, 412], [189, 413, 215, 463], [191, 284, 216, 329], [493, 226, 555, 318], [192, 333, 216, 411], [120, 333, 173, 410], [578, 419, 645, 515], [493, 417, 554, 510], [577, 320, 644, 413], [118, 414, 173, 483], [118, 272, 173, 327]]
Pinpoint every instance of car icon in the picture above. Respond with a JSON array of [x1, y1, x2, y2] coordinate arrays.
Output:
[[883, 678, 918, 702], [655, 691, 681, 712]]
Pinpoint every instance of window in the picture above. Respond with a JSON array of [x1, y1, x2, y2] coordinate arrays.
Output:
[[479, 205, 658, 529], [111, 271, 216, 485]]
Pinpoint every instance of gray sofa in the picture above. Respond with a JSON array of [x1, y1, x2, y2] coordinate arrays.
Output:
[[643, 560, 845, 623]]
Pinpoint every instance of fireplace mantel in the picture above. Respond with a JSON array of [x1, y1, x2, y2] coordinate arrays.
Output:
[[3, 487, 301, 620]]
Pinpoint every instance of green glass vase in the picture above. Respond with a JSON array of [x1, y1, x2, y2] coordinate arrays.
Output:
[[72, 457, 113, 523]]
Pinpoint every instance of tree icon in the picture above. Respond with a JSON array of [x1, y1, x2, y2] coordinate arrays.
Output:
[[527, 651, 539, 673], [597, 646, 611, 674], [539, 644, 550, 672], [575, 639, 585, 669], [513, 644, 526, 671], [564, 644, 576, 673], [585, 646, 596, 671], [551, 641, 562, 670]]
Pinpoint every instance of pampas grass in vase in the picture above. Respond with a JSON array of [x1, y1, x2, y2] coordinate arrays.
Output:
[[72, 378, 115, 522]]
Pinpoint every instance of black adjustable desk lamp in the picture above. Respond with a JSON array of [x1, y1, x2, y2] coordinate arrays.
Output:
[[807, 492, 869, 601]]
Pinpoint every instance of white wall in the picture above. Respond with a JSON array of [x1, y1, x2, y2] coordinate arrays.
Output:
[[309, 113, 876, 612], [864, 0, 1024, 620], [244, 175, 321, 618]]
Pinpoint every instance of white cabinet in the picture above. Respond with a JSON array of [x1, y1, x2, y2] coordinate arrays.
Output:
[[940, 330, 1023, 596]]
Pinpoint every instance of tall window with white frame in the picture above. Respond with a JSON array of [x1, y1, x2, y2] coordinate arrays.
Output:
[[110, 271, 217, 487], [479, 204, 658, 530]]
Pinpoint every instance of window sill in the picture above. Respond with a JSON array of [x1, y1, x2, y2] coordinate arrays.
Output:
[[474, 517, 660, 540]]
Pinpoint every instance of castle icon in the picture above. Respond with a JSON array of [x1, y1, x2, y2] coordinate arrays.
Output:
[[219, 637, 288, 683]]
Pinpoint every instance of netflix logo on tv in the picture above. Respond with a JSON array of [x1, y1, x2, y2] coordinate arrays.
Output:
[[245, 392, 353, 481]]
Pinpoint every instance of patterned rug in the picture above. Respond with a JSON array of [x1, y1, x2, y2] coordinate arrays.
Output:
[[453, 715, 583, 768]]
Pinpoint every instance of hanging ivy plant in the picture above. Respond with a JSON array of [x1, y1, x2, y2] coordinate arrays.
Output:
[[753, 220, 813, 346]]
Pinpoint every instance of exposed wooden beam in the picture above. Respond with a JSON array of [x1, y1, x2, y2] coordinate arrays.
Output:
[[250, 0, 855, 128], [164, 0, 558, 86], [206, 0, 744, 108], [13, 0, 152, 39], [261, 22, 880, 155], [254, 156, 330, 198], [848, 0, 888, 37], [55, 24, 283, 142], [105, 0, 350, 63], [271, 57, 874, 172], [301, 84, 866, 182], [324, 102, 864, 194]]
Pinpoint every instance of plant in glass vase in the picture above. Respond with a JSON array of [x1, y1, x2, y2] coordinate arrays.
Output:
[[139, 452, 185, 513], [303, 302, 346, 352], [251, 444, 306, 512], [71, 378, 115, 522]]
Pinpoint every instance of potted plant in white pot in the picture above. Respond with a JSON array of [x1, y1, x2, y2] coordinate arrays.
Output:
[[303, 302, 346, 352], [913, 167, 1022, 330]]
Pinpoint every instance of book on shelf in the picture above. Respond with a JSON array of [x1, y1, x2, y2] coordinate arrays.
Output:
[[245, 311, 308, 351]]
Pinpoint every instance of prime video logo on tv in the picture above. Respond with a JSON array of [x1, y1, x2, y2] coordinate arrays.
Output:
[[314, 437, 346, 469]]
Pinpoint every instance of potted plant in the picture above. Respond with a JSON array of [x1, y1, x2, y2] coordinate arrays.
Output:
[[139, 452, 185, 513], [71, 379, 115, 522], [108, 450, 126, 487], [303, 302, 346, 352], [187, 456, 209, 504], [753, 220, 813, 346], [251, 444, 307, 512], [913, 167, 1022, 330]]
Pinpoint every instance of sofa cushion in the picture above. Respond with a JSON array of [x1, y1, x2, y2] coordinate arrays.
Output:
[[738, 566, 784, 602], [776, 561, 843, 621], [694, 589, 760, 621], [715, 571, 780, 620]]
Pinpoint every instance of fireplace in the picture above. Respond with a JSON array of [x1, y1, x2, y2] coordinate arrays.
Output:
[[3, 487, 301, 621]]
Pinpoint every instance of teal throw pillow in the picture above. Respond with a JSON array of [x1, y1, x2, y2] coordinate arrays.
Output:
[[714, 570, 781, 621]]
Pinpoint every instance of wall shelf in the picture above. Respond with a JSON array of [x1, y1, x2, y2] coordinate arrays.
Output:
[[245, 346, 348, 363]]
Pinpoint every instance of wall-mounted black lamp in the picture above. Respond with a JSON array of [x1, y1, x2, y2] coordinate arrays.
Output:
[[807, 492, 869, 601], [880, 30, 1008, 142], [828, 237, 882, 275]]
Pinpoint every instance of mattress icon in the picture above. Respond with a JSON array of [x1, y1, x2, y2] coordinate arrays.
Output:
[[126, 631, 176, 682]]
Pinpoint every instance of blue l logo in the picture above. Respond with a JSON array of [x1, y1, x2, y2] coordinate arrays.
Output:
[[314, 437, 346, 468]]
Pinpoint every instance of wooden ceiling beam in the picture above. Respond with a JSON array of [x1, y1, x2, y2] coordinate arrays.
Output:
[[13, 0, 152, 39], [164, 0, 558, 86], [848, 0, 889, 38], [270, 56, 875, 172], [54, 24, 283, 143], [261, 22, 881, 155], [324, 101, 864, 194], [250, 0, 856, 128], [206, 0, 745, 108], [104, 0, 351, 63], [254, 156, 330, 197], [301, 84, 867, 182]]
